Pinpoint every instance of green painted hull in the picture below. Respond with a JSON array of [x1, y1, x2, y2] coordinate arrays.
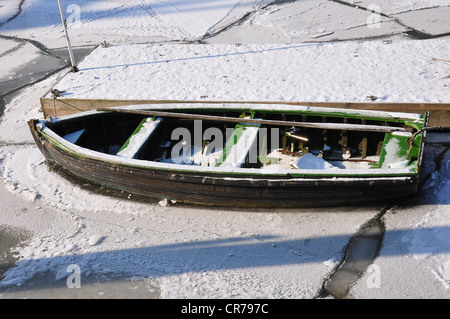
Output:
[[28, 105, 428, 207]]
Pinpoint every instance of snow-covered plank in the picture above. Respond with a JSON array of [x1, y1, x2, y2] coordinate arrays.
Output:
[[216, 121, 261, 168], [117, 117, 163, 159]]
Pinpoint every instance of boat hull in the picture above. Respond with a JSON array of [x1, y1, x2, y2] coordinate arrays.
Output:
[[29, 120, 420, 208]]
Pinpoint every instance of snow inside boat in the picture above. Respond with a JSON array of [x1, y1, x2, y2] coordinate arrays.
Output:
[[28, 104, 428, 207]]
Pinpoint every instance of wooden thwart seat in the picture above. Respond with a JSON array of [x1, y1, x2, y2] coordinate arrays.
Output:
[[216, 114, 261, 168], [117, 117, 163, 159]]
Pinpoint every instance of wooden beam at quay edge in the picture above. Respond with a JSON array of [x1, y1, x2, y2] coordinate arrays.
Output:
[[40, 97, 450, 127]]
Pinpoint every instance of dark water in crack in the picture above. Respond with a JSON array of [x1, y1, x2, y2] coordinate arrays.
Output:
[[0, 225, 32, 280], [0, 97, 5, 119], [0, 45, 95, 291], [0, 271, 161, 299], [319, 211, 386, 299], [0, 46, 95, 119]]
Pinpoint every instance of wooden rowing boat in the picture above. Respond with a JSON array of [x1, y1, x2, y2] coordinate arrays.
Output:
[[28, 104, 429, 208]]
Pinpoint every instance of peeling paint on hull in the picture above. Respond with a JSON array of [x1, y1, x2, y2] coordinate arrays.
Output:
[[29, 123, 422, 208]]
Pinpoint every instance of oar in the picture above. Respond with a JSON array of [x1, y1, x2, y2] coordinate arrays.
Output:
[[97, 107, 411, 133]]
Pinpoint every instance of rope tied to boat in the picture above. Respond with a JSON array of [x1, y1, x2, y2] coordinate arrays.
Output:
[[408, 126, 450, 152]]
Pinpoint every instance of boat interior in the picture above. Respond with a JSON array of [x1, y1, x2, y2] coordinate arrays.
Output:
[[48, 109, 420, 171]]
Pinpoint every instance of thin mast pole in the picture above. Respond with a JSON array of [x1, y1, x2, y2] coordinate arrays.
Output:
[[57, 0, 77, 72]]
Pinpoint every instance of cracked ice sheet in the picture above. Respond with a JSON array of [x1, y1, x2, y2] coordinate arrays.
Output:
[[149, 0, 264, 38], [0, 40, 41, 82], [0, 143, 380, 297], [0, 0, 267, 48], [0, 37, 22, 56], [350, 148, 450, 298], [75, 0, 251, 40], [0, 0, 21, 25], [207, 0, 408, 44], [0, 0, 187, 47], [0, 180, 379, 299], [0, 74, 58, 143], [337, 0, 450, 15], [351, 204, 450, 298], [393, 7, 450, 36], [206, 0, 274, 35]]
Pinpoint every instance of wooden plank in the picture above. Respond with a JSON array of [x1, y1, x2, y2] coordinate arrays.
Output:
[[216, 118, 261, 168], [39, 44, 99, 100], [117, 117, 163, 158], [96, 107, 411, 133], [360, 120, 368, 159], [427, 110, 450, 127], [339, 118, 348, 154], [40, 97, 450, 113], [40, 97, 450, 126]]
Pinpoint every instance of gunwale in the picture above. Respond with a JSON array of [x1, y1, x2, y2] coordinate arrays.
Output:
[[31, 104, 427, 179]]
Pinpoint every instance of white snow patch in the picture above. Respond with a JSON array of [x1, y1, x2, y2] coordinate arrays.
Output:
[[50, 40, 450, 103], [0, 0, 21, 25], [88, 235, 104, 246], [404, 207, 450, 289], [323, 258, 340, 269], [292, 153, 337, 170], [117, 117, 163, 158]]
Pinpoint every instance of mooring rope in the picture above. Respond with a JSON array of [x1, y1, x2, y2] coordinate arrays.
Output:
[[408, 126, 450, 152]]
